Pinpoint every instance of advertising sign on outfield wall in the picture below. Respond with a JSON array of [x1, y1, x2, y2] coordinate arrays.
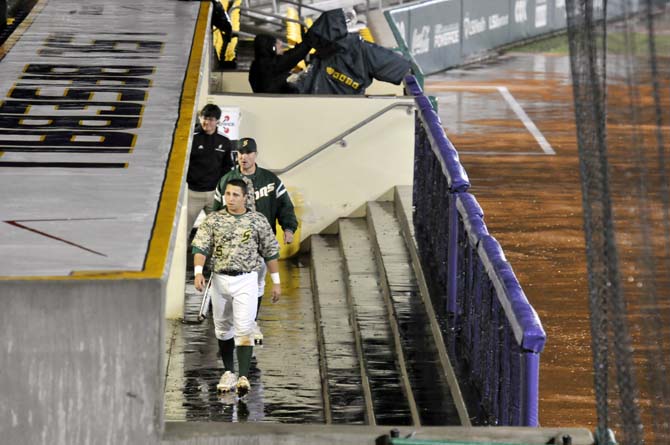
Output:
[[461, 0, 510, 56], [387, 0, 647, 75], [389, 0, 462, 75]]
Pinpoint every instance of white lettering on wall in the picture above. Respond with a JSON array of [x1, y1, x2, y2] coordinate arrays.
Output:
[[410, 25, 430, 55], [434, 23, 459, 48], [463, 14, 486, 39], [488, 13, 509, 30], [535, 0, 547, 28], [394, 19, 407, 43], [515, 0, 528, 23]]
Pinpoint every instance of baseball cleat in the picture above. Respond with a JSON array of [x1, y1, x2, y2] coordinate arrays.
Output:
[[217, 371, 238, 393], [236, 376, 250, 397]]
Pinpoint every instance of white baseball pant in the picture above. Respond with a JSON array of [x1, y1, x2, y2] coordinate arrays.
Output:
[[210, 271, 259, 346]]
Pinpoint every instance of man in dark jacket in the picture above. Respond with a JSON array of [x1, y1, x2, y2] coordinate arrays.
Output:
[[248, 34, 312, 94], [295, 8, 411, 95], [186, 104, 235, 232]]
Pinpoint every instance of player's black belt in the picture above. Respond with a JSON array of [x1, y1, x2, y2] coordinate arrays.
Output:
[[217, 269, 250, 276]]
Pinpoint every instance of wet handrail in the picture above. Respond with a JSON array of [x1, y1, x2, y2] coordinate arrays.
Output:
[[270, 101, 414, 175]]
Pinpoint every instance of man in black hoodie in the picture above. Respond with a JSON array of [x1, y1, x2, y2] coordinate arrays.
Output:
[[295, 8, 411, 95], [248, 34, 313, 94]]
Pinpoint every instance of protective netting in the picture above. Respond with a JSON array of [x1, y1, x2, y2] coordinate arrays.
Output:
[[566, 1, 670, 443]]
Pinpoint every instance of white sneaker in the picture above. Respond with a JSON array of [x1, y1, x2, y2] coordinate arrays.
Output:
[[217, 371, 237, 393], [253, 322, 263, 346], [237, 375, 250, 397]]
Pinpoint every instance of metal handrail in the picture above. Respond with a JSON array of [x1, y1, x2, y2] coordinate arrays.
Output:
[[278, 0, 326, 13], [237, 7, 307, 26], [270, 101, 414, 175]]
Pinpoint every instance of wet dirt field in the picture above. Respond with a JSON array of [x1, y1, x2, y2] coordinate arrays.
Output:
[[426, 49, 670, 435]]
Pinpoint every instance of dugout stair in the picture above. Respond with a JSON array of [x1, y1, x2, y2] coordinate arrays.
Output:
[[309, 185, 467, 427]]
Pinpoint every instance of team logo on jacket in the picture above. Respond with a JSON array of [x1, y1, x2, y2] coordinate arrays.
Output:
[[326, 67, 360, 90], [255, 183, 275, 200]]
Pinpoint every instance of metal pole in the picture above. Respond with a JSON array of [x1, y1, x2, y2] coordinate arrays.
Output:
[[522, 352, 540, 426], [0, 0, 7, 34]]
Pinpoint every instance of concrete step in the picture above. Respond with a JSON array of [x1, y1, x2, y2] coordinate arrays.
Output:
[[310, 235, 366, 424], [338, 218, 413, 426], [367, 201, 463, 426]]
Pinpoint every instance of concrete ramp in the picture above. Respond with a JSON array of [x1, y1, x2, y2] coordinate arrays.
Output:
[[0, 1, 209, 444]]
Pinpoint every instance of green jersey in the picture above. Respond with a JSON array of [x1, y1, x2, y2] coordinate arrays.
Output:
[[212, 165, 298, 234], [191, 208, 279, 272]]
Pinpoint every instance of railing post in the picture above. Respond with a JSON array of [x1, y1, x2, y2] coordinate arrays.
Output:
[[522, 351, 540, 426], [446, 192, 459, 315]]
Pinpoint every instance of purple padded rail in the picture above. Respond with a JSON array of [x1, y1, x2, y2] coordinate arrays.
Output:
[[406, 75, 470, 193], [456, 193, 487, 247], [477, 236, 546, 353], [405, 74, 546, 426], [477, 235, 545, 426]]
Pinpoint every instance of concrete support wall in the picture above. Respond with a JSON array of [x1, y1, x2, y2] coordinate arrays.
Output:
[[165, 183, 188, 320], [0, 279, 165, 445]]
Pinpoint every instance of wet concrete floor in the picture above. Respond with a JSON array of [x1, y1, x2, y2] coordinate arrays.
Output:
[[164, 256, 324, 423], [425, 49, 670, 434], [166, 214, 463, 426]]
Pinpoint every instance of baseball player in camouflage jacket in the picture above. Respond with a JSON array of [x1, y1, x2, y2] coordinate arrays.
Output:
[[211, 137, 297, 345], [192, 178, 280, 396]]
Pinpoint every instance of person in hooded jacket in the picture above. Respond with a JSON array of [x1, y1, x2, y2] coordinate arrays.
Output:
[[248, 33, 313, 94], [294, 8, 411, 95]]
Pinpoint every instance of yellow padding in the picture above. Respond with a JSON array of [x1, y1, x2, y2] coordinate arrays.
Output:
[[213, 29, 224, 59], [359, 27, 375, 43], [285, 7, 301, 46], [224, 36, 238, 62], [212, 0, 230, 61], [230, 0, 241, 32], [277, 187, 303, 258]]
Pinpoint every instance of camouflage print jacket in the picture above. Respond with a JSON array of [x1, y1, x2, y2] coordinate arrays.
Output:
[[191, 208, 279, 273]]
